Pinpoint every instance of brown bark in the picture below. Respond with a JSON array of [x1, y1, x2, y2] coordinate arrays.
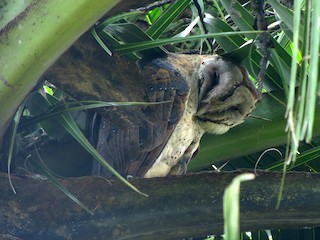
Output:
[[43, 31, 147, 108], [1, 171, 320, 240]]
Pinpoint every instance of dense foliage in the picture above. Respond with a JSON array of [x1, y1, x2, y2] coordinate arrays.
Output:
[[1, 0, 319, 239]]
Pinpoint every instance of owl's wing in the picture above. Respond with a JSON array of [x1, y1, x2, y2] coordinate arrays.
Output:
[[92, 57, 190, 177]]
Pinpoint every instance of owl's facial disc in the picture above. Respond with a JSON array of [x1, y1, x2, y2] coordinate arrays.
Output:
[[196, 56, 258, 134]]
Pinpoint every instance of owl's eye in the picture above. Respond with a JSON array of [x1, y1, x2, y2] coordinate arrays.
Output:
[[199, 70, 219, 88], [198, 70, 220, 103], [210, 71, 220, 87], [229, 105, 241, 113]]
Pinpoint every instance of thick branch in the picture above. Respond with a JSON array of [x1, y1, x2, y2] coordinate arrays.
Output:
[[1, 171, 320, 239]]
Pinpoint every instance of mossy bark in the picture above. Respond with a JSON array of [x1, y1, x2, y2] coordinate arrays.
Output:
[[1, 171, 320, 239]]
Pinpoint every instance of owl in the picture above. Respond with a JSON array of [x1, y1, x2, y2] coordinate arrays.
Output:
[[92, 53, 258, 178]]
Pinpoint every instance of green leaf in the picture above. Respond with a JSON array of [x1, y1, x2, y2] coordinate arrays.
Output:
[[304, 0, 320, 141], [205, 16, 283, 90], [112, 30, 262, 54], [204, 14, 246, 52], [224, 173, 255, 240], [268, 0, 304, 42], [56, 111, 148, 197], [221, 42, 255, 64], [266, 146, 320, 171], [98, 30, 140, 60], [146, 6, 165, 24], [92, 11, 145, 59], [30, 159, 94, 215], [7, 105, 25, 194], [21, 98, 163, 128], [0, 0, 120, 138], [173, 15, 200, 38], [219, 0, 294, 91], [24, 92, 68, 140], [146, 0, 191, 39], [91, 27, 113, 56], [23, 92, 149, 197], [219, 0, 255, 38], [95, 11, 144, 33], [106, 23, 165, 58]]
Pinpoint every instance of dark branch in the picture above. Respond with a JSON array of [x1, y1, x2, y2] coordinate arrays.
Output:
[[1, 171, 320, 239], [251, 0, 273, 97]]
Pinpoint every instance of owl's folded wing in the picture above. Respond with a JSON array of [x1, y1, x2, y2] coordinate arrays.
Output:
[[93, 57, 190, 177]]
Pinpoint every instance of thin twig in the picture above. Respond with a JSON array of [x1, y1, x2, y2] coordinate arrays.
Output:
[[251, 0, 273, 99]]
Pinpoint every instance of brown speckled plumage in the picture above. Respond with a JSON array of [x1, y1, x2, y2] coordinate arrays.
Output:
[[91, 53, 258, 178]]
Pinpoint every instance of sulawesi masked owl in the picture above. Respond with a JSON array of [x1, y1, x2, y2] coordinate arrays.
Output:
[[92, 53, 258, 178]]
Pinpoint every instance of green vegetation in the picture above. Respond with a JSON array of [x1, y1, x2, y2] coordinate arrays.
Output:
[[1, 0, 319, 239]]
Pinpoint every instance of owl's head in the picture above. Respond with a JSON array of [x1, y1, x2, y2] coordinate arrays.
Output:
[[196, 56, 259, 134]]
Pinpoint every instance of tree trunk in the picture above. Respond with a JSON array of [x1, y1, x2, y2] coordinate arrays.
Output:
[[1, 171, 320, 240], [0, 0, 152, 145]]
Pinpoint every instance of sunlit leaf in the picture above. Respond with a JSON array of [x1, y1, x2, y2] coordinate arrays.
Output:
[[146, 0, 191, 39]]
